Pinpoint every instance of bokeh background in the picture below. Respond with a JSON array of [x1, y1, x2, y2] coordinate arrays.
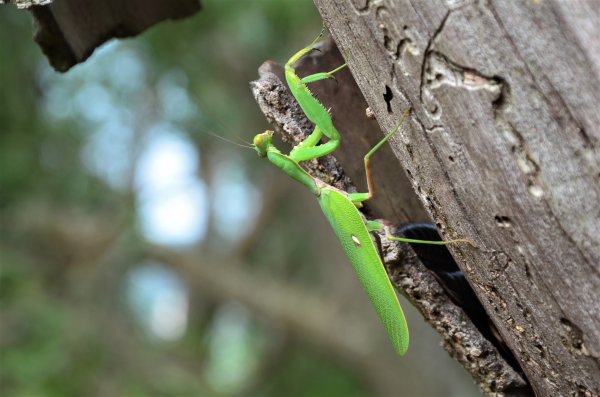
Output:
[[1, 1, 479, 396]]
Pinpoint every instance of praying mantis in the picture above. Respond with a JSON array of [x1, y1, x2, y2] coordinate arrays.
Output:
[[252, 30, 474, 355]]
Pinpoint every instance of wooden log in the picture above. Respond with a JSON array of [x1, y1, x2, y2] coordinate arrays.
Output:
[[313, 1, 600, 396]]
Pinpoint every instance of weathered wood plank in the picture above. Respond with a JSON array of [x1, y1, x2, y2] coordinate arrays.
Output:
[[1, 0, 50, 8], [2, 0, 201, 71], [314, 1, 600, 396]]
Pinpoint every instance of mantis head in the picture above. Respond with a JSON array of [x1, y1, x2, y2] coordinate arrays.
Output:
[[253, 130, 274, 158]]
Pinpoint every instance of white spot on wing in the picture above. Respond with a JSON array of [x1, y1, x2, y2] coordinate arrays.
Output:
[[351, 235, 362, 247]]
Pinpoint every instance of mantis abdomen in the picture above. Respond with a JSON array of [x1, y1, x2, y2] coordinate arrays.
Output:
[[318, 188, 409, 355]]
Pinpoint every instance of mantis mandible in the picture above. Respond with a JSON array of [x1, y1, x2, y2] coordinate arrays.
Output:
[[252, 31, 474, 355]]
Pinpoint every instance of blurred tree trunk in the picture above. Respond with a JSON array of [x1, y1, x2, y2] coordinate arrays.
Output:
[[312, 1, 600, 396]]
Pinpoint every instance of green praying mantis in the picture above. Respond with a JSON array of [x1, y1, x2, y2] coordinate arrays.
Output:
[[252, 30, 475, 355]]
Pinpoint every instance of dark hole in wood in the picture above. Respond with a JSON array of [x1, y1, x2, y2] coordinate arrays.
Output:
[[494, 215, 512, 227], [383, 85, 393, 113]]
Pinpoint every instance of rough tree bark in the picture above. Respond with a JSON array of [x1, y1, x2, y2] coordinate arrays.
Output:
[[302, 1, 599, 396]]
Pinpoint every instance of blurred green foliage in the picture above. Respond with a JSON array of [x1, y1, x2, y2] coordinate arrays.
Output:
[[0, 2, 365, 396]]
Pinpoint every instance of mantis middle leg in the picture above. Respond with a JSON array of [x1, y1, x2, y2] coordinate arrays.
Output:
[[347, 108, 475, 246]]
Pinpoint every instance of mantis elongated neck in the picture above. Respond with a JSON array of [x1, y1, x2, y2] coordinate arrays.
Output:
[[254, 130, 320, 195], [266, 150, 319, 196]]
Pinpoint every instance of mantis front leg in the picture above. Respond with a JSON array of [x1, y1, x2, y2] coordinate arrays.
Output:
[[283, 31, 348, 163]]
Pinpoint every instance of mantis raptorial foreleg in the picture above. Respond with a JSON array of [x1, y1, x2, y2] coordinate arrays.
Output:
[[284, 31, 348, 163]]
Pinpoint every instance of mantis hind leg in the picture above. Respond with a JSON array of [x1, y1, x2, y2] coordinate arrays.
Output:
[[367, 219, 477, 247], [387, 231, 477, 246]]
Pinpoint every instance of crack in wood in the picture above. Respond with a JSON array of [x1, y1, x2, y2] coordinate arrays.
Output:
[[420, 45, 549, 204], [350, 0, 374, 14], [419, 9, 452, 119]]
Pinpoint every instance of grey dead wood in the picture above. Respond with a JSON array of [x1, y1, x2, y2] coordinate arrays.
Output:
[[250, 41, 531, 396], [2, 0, 201, 72], [1, 0, 50, 7], [308, 1, 599, 397]]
